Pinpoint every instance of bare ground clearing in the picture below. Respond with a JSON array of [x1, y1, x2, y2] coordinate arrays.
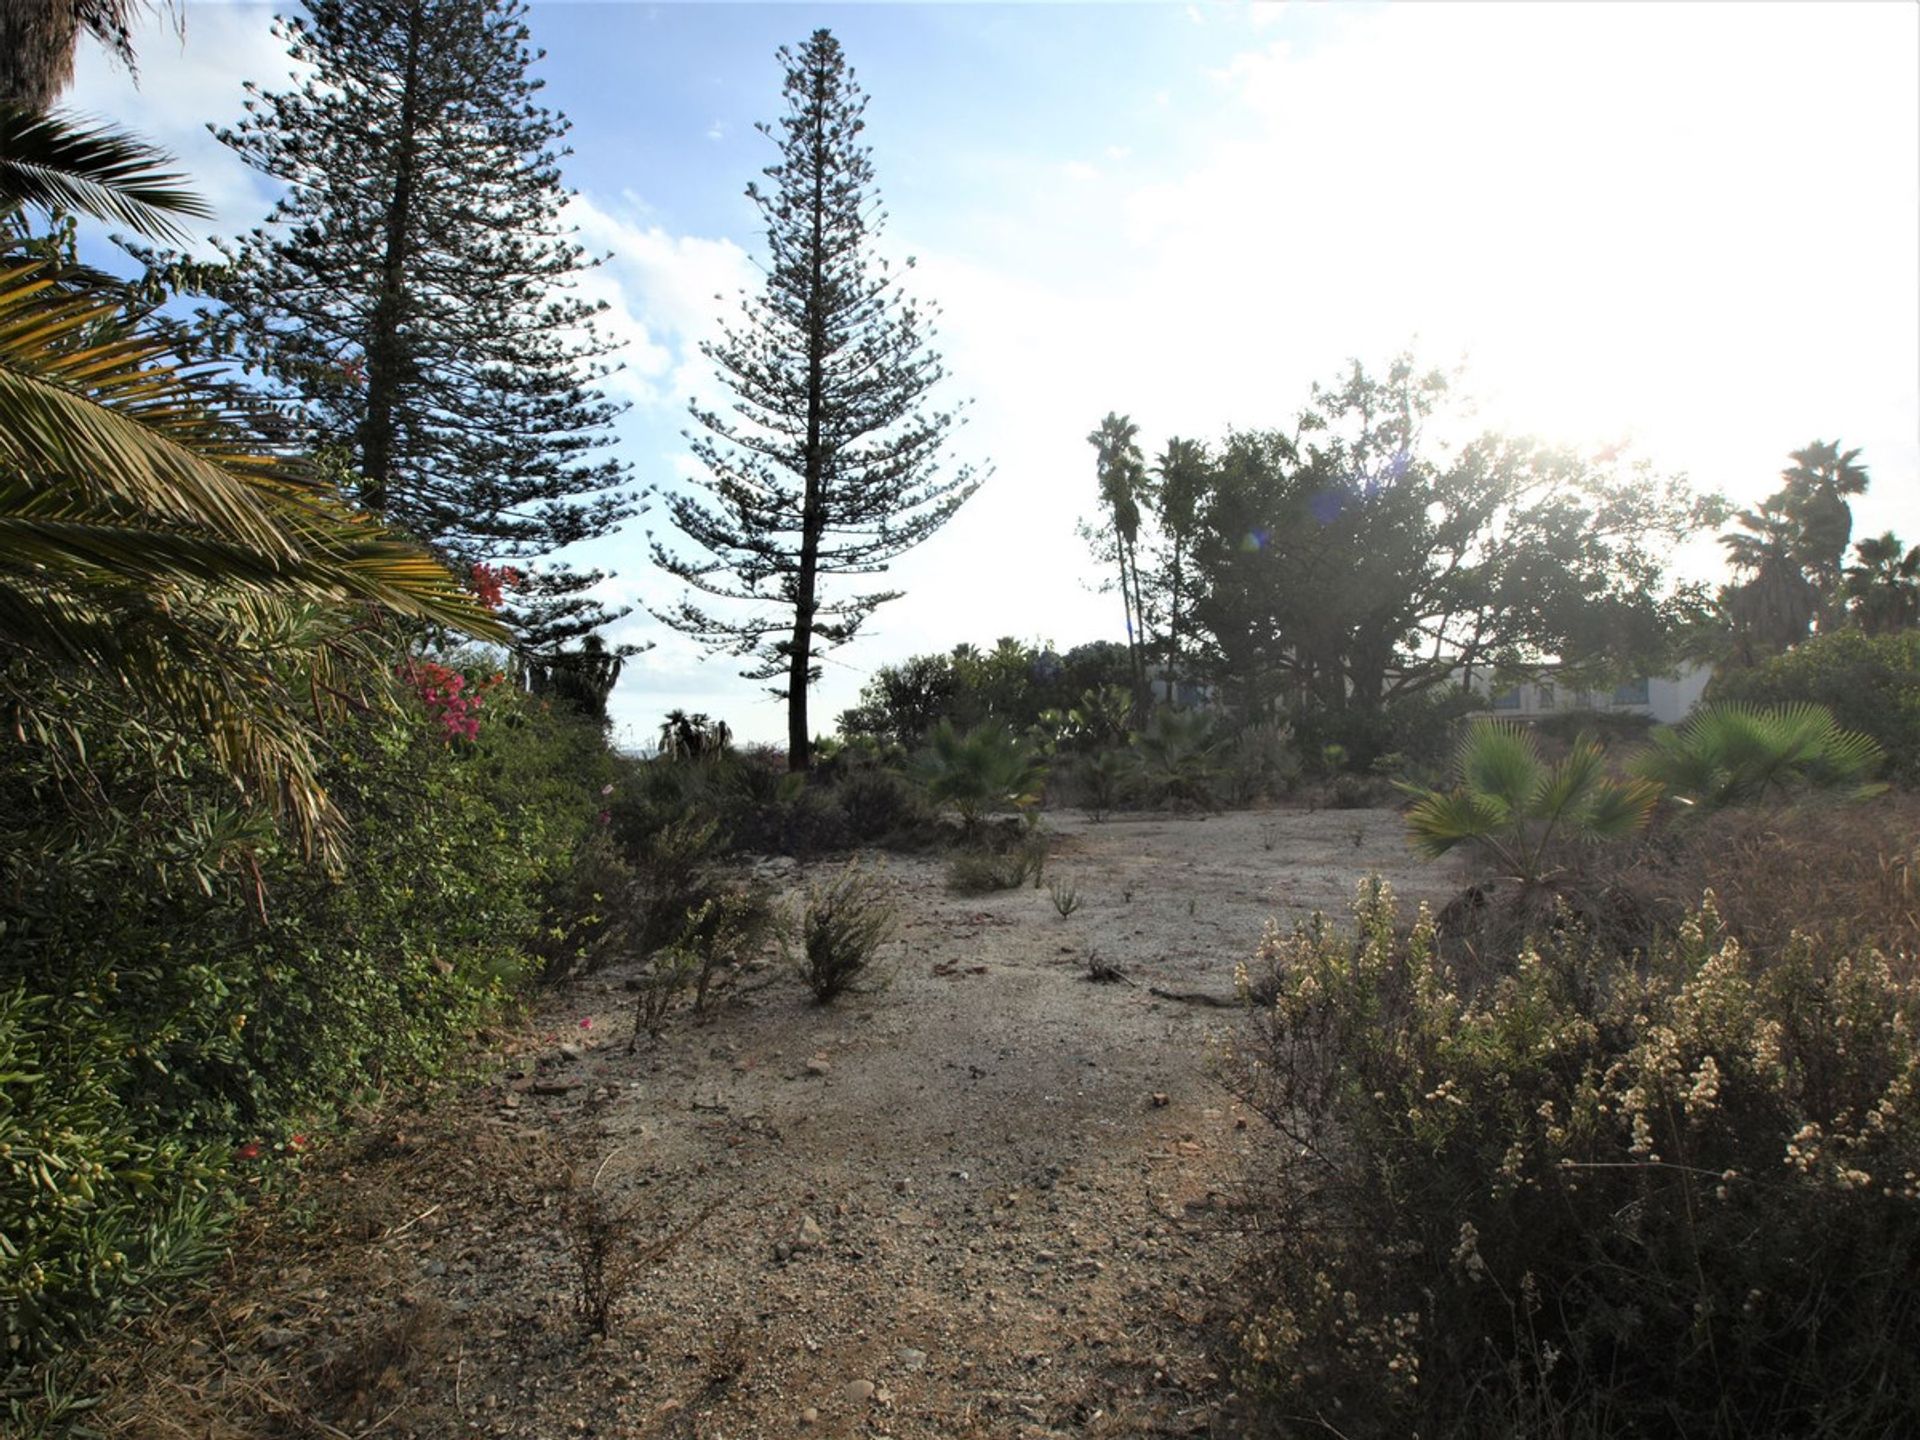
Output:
[[90, 807, 1462, 1440]]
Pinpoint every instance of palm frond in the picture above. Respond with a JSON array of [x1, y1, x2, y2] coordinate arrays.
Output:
[[0, 105, 209, 243]]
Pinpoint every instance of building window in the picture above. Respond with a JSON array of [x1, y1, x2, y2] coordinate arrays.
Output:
[[1491, 687, 1521, 710], [1537, 683, 1555, 710], [1612, 678, 1650, 706]]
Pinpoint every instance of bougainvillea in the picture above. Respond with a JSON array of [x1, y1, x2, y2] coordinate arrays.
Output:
[[469, 562, 523, 611], [399, 661, 506, 742]]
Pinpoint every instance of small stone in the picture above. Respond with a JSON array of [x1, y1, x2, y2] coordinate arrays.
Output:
[[799, 1407, 819, 1426], [794, 1215, 824, 1251], [1150, 1093, 1170, 1108], [843, 1379, 876, 1403], [558, 1042, 584, 1062], [805, 1057, 833, 1076], [895, 1347, 927, 1371], [422, 1258, 447, 1277], [774, 1240, 793, 1262], [258, 1326, 298, 1352]]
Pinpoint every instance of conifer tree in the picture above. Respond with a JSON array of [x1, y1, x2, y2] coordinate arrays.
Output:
[[211, 0, 635, 652], [651, 29, 979, 771]]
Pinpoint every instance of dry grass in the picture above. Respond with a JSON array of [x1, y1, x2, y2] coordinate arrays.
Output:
[[1616, 792, 1920, 967]]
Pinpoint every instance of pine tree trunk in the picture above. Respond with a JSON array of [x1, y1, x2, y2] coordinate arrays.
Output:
[[787, 53, 833, 774], [359, 0, 425, 516]]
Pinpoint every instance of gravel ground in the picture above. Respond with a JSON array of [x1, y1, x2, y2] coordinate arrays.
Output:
[[89, 806, 1462, 1440]]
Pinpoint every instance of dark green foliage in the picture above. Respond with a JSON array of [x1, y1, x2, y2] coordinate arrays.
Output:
[[1129, 705, 1222, 809], [0, 676, 610, 1370], [790, 861, 897, 1002], [1403, 721, 1662, 887], [207, 0, 635, 650], [840, 640, 1133, 749], [1709, 629, 1920, 784], [651, 29, 977, 769], [913, 719, 1046, 830], [1632, 702, 1884, 811], [1185, 358, 1715, 725], [1226, 882, 1920, 1439]]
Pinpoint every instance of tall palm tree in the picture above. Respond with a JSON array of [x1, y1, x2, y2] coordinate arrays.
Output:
[[0, 0, 140, 111], [1778, 439, 1869, 623], [1087, 412, 1151, 718], [1719, 499, 1820, 665]]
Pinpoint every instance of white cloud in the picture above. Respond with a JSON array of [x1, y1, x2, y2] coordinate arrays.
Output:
[[65, 7, 299, 247], [561, 192, 754, 410]]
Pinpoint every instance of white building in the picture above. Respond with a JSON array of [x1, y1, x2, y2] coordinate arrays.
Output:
[[1469, 663, 1711, 727]]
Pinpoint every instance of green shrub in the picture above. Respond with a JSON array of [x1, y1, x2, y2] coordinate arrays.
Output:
[[789, 861, 897, 1003], [913, 719, 1046, 830], [1224, 719, 1301, 804], [1633, 701, 1885, 810], [1226, 880, 1920, 1438], [1130, 706, 1222, 808], [945, 847, 1034, 895], [0, 672, 611, 1371], [1710, 629, 1920, 784]]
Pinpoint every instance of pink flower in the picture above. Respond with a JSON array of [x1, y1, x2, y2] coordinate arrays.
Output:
[[579, 1018, 593, 1030]]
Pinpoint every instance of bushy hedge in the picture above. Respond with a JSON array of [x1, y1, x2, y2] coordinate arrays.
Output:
[[1, 672, 611, 1370], [1710, 629, 1920, 784], [1227, 880, 1920, 1438]]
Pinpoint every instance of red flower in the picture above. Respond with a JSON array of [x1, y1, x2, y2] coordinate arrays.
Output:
[[235, 1142, 262, 1162]]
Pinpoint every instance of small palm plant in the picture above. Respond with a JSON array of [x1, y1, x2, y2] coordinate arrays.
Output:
[[1631, 702, 1884, 811], [1131, 705, 1222, 809], [1403, 721, 1662, 889], [913, 719, 1047, 831]]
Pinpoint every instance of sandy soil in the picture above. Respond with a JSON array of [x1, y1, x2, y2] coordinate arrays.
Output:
[[90, 806, 1463, 1440]]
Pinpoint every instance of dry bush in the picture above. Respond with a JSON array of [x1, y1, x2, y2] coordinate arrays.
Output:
[[309, 1302, 452, 1428], [1609, 794, 1920, 967]]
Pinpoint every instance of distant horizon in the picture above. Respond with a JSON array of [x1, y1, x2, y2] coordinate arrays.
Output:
[[69, 1, 1920, 750]]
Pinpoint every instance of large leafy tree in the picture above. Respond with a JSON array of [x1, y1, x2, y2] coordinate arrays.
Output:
[[206, 0, 635, 654], [1185, 357, 1716, 725], [651, 29, 978, 772]]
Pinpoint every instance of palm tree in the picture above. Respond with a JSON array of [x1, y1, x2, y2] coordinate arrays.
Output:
[[1632, 703, 1884, 811], [1086, 412, 1151, 718], [1844, 532, 1920, 636], [2, 109, 500, 860], [1719, 499, 1820, 664], [1778, 439, 1869, 616], [1403, 721, 1661, 890], [0, 0, 140, 111]]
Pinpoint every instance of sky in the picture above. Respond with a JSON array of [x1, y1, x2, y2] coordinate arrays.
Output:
[[68, 1, 1920, 751]]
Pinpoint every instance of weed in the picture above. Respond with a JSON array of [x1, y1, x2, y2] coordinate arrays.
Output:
[[563, 1162, 641, 1338], [790, 860, 897, 1003], [1049, 878, 1082, 917]]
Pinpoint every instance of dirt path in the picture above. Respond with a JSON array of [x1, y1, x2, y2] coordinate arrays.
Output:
[[93, 808, 1460, 1440]]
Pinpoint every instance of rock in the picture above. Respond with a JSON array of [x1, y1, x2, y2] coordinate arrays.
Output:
[[805, 1056, 833, 1076], [422, 1259, 447, 1277], [258, 1326, 299, 1352], [1150, 1092, 1171, 1108], [558, 1042, 584, 1062], [799, 1407, 819, 1426], [773, 1240, 793, 1263], [895, 1347, 927, 1371], [794, 1215, 824, 1251], [843, 1379, 876, 1403]]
